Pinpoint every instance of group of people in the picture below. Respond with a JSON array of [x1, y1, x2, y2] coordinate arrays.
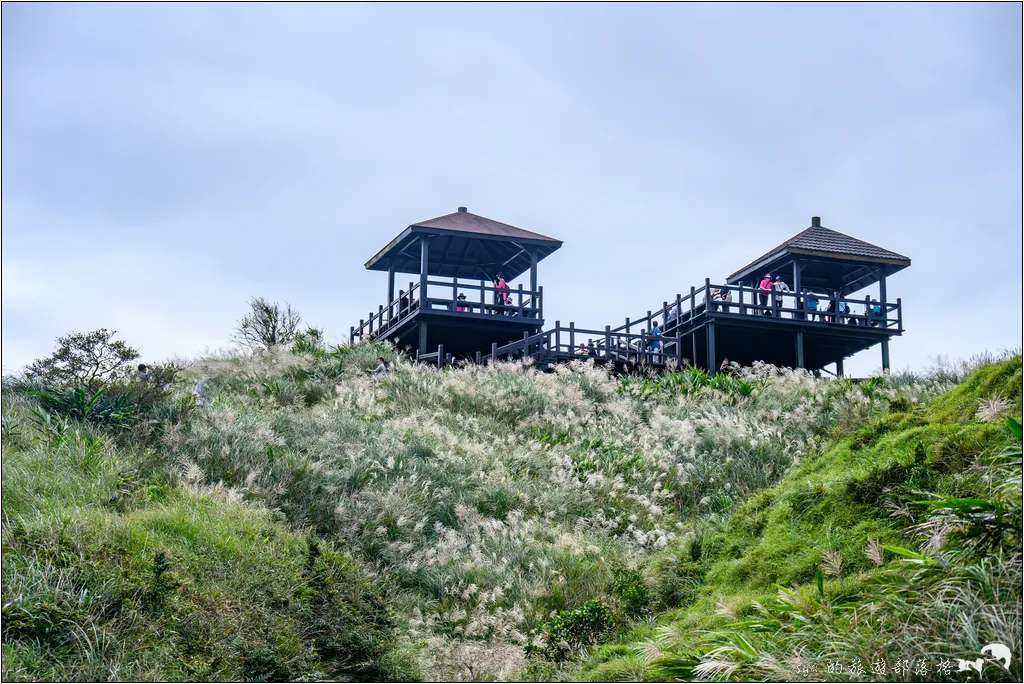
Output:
[[752, 274, 884, 325]]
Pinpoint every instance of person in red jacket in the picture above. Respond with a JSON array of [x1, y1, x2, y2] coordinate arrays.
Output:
[[492, 273, 510, 314], [758, 274, 774, 314]]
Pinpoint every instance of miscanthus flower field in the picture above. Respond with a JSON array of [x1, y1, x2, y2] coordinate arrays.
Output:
[[2, 336, 1021, 682]]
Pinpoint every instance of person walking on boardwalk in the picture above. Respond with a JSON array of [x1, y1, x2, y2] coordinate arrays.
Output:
[[649, 321, 663, 362], [758, 274, 774, 314]]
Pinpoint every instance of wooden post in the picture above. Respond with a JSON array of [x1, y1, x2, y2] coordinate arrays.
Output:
[[836, 357, 845, 378], [675, 333, 682, 366], [350, 325, 355, 343], [640, 330, 647, 364], [437, 344, 444, 368], [538, 285, 544, 320], [418, 322, 427, 356], [523, 330, 530, 356], [605, 325, 612, 361], [480, 279, 486, 313], [491, 342, 497, 362], [453, 277, 459, 310], [529, 249, 538, 296], [878, 272, 887, 304], [864, 295, 871, 327], [409, 281, 415, 314], [795, 329, 805, 369], [646, 311, 652, 333], [706, 322, 716, 372], [739, 281, 746, 315], [569, 321, 576, 352], [555, 321, 561, 354], [387, 264, 395, 319], [475, 351, 481, 364], [793, 259, 802, 319], [692, 331, 697, 365], [675, 293, 682, 329], [881, 339, 890, 372], [419, 236, 430, 307], [897, 297, 903, 331], [518, 284, 524, 317], [625, 317, 630, 334], [689, 286, 696, 321]]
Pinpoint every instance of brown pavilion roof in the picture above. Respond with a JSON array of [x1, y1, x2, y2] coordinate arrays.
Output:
[[365, 207, 562, 280], [411, 210, 561, 243], [727, 217, 911, 294]]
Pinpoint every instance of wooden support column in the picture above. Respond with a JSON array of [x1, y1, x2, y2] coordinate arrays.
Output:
[[881, 339, 890, 373], [795, 329, 805, 369], [691, 331, 697, 366], [706, 322, 716, 373], [417, 322, 427, 356], [419, 236, 430, 306], [529, 249, 538, 296], [836, 357, 844, 378], [878, 273, 888, 305], [793, 259, 803, 319], [387, 264, 396, 318]]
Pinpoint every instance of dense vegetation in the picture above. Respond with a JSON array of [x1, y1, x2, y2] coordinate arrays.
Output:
[[2, 328, 1020, 681]]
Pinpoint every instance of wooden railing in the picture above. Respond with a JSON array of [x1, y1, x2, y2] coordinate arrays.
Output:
[[616, 280, 903, 336], [350, 279, 544, 342], [476, 321, 686, 367]]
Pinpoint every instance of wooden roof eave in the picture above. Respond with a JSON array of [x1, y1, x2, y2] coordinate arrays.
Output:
[[727, 247, 911, 284], [365, 225, 562, 272]]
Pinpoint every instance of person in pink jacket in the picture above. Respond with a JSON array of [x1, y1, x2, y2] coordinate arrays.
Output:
[[492, 273, 510, 314], [758, 274, 774, 313]]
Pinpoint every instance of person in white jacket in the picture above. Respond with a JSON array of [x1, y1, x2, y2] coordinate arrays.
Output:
[[773, 276, 790, 315]]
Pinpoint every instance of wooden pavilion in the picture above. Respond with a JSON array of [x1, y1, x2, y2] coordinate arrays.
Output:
[[350, 207, 562, 358], [351, 212, 909, 376]]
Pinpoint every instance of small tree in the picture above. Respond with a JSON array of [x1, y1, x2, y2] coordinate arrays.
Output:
[[25, 328, 140, 391], [233, 297, 302, 350]]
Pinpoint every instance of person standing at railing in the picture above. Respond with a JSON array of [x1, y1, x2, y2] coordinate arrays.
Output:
[[456, 293, 467, 312], [806, 292, 820, 321], [758, 274, 774, 314], [492, 273, 510, 315], [773, 276, 790, 316], [718, 287, 733, 313], [869, 299, 882, 327]]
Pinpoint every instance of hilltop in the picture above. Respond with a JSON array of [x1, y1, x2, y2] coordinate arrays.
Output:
[[2, 337, 1020, 681]]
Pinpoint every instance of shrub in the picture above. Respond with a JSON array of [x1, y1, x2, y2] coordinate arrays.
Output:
[[607, 563, 651, 618], [539, 600, 616, 660], [232, 296, 302, 350], [25, 328, 139, 391]]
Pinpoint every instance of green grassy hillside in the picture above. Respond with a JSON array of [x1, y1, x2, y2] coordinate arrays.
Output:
[[579, 356, 1022, 682], [2, 339, 1020, 682]]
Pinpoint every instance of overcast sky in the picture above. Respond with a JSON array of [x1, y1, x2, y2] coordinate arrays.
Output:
[[3, 2, 1021, 377]]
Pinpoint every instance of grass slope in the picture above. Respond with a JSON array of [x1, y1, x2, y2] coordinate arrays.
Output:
[[1, 392, 413, 682], [580, 356, 1022, 682]]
